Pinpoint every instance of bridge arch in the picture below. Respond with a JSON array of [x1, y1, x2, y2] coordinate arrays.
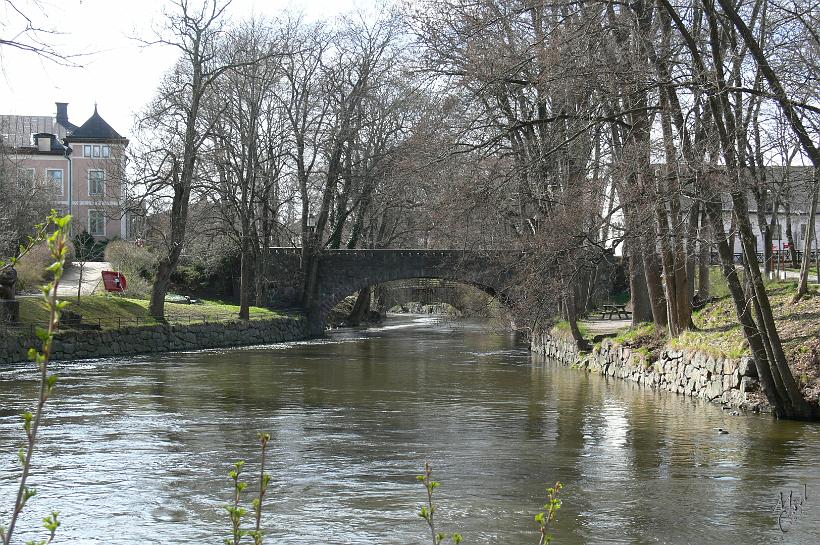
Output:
[[265, 248, 520, 332], [375, 279, 495, 316]]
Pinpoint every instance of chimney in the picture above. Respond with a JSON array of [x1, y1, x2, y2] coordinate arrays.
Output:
[[55, 102, 70, 128]]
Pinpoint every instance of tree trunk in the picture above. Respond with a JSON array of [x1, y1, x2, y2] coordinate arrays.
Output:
[[347, 288, 372, 326], [239, 226, 254, 320], [703, 198, 786, 416], [628, 243, 653, 325], [795, 173, 819, 299], [785, 208, 799, 268], [642, 243, 668, 329], [697, 210, 711, 301], [564, 279, 588, 351], [150, 260, 173, 320], [76, 262, 83, 302]]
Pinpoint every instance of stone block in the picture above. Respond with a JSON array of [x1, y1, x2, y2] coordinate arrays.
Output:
[[705, 381, 723, 400], [740, 376, 759, 392], [738, 357, 757, 378], [667, 349, 683, 360]]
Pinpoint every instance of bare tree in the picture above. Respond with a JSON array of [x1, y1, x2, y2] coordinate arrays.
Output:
[[0, 0, 82, 65], [0, 142, 53, 258], [202, 17, 290, 318], [137, 0, 239, 319]]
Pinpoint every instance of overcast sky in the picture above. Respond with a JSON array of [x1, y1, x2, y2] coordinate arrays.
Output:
[[0, 0, 366, 137]]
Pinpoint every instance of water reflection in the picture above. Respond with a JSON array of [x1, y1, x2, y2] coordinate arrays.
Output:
[[1, 315, 819, 544]]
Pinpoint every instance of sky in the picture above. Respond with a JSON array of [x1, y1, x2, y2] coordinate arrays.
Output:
[[0, 0, 365, 137]]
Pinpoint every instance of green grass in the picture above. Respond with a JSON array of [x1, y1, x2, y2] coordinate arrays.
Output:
[[707, 265, 731, 299], [17, 295, 286, 330], [680, 280, 820, 360], [611, 322, 666, 363], [599, 276, 819, 367], [552, 319, 591, 338], [613, 322, 657, 345]]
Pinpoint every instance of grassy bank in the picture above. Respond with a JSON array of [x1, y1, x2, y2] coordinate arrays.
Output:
[[606, 274, 820, 403], [16, 295, 285, 331]]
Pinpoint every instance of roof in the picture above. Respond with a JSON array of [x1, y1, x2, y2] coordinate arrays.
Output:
[[0, 115, 68, 147], [65, 106, 128, 144]]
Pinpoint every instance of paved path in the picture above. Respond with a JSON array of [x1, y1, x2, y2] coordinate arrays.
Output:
[[56, 262, 111, 297], [580, 317, 631, 336]]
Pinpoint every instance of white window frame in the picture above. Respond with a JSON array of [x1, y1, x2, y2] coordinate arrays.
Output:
[[88, 210, 106, 236], [84, 144, 92, 157], [102, 145, 110, 158], [88, 169, 105, 196], [93, 145, 100, 157], [46, 169, 64, 196]]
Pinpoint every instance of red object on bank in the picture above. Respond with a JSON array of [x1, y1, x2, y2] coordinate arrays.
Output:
[[101, 271, 127, 292]]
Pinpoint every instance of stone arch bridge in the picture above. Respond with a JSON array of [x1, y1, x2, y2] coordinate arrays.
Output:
[[265, 248, 522, 331]]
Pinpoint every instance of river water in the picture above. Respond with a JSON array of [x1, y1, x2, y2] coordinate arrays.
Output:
[[1, 315, 819, 544]]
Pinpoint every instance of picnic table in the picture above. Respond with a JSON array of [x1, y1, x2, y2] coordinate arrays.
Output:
[[600, 304, 631, 320]]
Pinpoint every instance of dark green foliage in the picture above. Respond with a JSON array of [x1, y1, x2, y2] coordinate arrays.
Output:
[[73, 231, 108, 262]]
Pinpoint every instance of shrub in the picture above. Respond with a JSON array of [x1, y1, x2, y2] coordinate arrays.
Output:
[[73, 230, 107, 261], [15, 240, 75, 291], [104, 240, 158, 298]]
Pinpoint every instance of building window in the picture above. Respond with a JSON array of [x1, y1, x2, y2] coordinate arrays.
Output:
[[799, 224, 807, 241], [46, 169, 64, 195], [88, 169, 105, 196], [93, 145, 100, 157], [17, 168, 35, 189], [84, 145, 92, 157], [102, 145, 110, 158], [89, 210, 106, 236]]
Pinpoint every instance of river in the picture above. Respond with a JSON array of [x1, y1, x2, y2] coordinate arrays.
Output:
[[1, 315, 819, 544]]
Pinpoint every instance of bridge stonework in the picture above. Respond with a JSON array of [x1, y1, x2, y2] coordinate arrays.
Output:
[[266, 248, 520, 331]]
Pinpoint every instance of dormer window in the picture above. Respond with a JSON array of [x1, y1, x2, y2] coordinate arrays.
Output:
[[36, 134, 51, 152]]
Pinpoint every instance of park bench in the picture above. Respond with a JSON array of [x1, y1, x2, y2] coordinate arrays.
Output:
[[600, 303, 631, 320]]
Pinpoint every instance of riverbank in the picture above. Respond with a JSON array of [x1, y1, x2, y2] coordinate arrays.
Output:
[[532, 330, 768, 413], [1, 296, 312, 364], [532, 281, 820, 414]]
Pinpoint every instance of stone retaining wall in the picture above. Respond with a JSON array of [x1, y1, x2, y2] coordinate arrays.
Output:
[[531, 331, 769, 413], [0, 316, 311, 365]]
